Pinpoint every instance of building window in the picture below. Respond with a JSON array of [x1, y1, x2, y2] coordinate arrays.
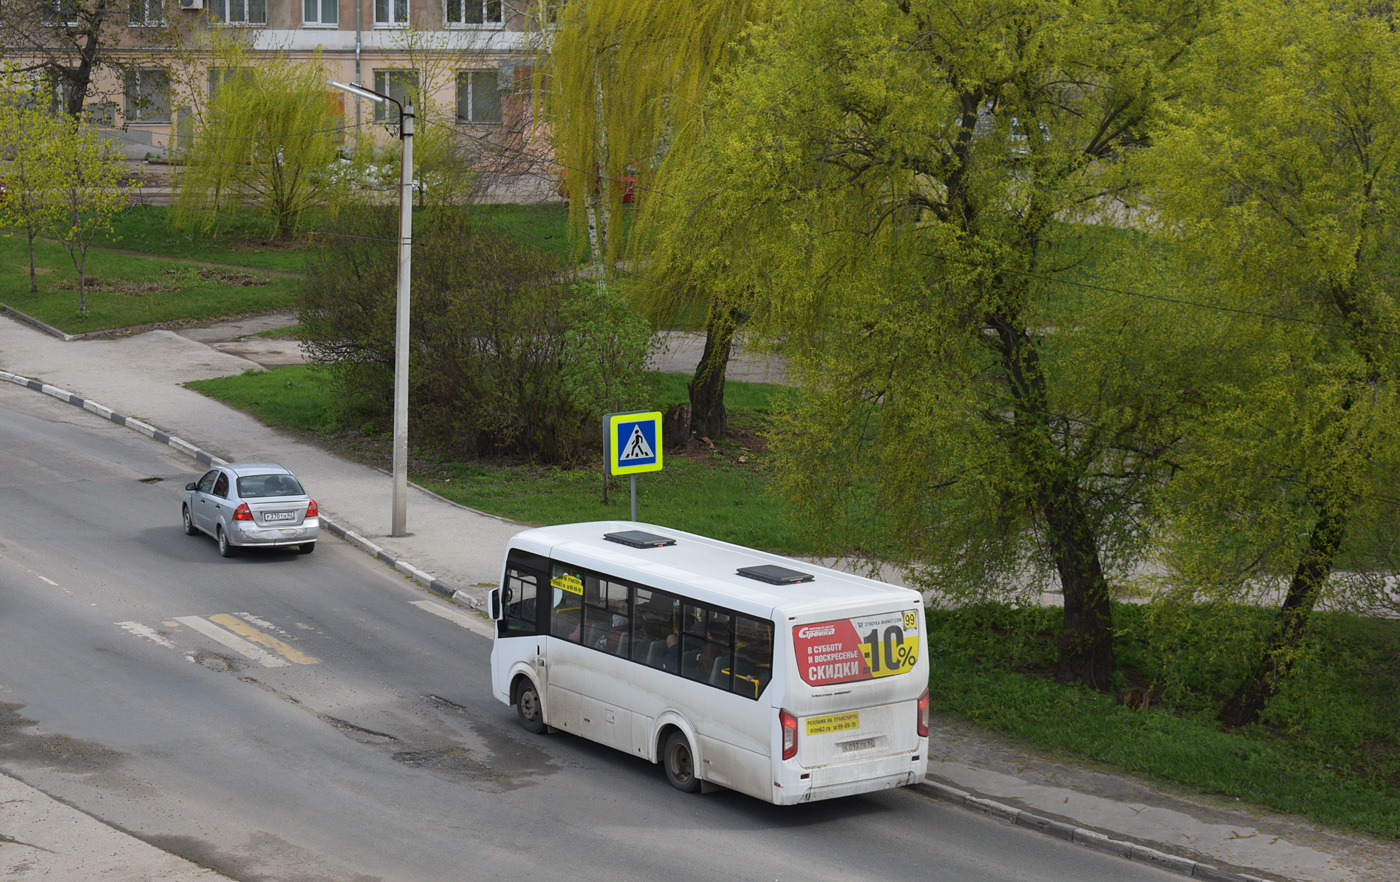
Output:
[[208, 67, 255, 101], [303, 0, 337, 26], [210, 0, 267, 25], [125, 68, 171, 123], [456, 70, 501, 124], [372, 70, 418, 121], [88, 101, 119, 127], [374, 0, 407, 26], [446, 0, 501, 26], [41, 0, 81, 26], [128, 0, 164, 26]]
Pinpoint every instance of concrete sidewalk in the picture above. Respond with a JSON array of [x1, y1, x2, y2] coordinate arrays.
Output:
[[1, 312, 1396, 882]]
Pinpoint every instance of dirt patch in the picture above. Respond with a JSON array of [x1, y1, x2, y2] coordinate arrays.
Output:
[[53, 267, 273, 298]]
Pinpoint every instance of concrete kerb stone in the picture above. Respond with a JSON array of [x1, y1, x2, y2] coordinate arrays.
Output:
[[1, 367, 466, 606], [0, 304, 77, 342], [915, 780, 1276, 882]]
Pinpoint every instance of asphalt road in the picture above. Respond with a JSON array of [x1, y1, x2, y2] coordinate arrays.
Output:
[[0, 387, 1179, 882]]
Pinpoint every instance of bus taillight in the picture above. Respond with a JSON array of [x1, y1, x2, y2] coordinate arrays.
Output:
[[780, 709, 798, 760], [917, 688, 930, 737]]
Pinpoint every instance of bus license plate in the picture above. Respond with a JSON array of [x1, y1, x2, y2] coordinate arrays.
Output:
[[840, 737, 877, 753]]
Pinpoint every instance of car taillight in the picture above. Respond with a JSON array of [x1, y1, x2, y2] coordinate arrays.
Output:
[[780, 709, 798, 760], [233, 503, 253, 521], [306, 499, 319, 517], [917, 688, 930, 738]]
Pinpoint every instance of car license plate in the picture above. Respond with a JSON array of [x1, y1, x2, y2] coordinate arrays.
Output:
[[264, 511, 295, 522], [839, 737, 877, 753]]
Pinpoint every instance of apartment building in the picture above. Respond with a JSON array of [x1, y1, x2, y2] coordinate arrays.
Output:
[[1, 0, 547, 193]]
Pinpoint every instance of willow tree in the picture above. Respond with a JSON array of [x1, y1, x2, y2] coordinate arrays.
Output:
[[174, 46, 350, 238], [1146, 0, 1400, 727], [650, 0, 1211, 688], [536, 0, 769, 440]]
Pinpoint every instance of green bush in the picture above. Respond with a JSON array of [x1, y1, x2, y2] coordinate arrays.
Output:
[[298, 206, 652, 463]]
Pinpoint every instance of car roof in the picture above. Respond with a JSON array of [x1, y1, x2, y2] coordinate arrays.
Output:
[[222, 462, 294, 477]]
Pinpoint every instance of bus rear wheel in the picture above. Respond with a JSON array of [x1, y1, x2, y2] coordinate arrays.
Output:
[[516, 681, 545, 734], [663, 730, 701, 793]]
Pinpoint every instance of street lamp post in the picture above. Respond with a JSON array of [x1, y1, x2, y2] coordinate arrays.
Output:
[[331, 81, 414, 537]]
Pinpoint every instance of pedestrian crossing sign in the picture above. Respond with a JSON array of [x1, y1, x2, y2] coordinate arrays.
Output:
[[607, 411, 663, 476]]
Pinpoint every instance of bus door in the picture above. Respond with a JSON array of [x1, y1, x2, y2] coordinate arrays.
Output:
[[494, 551, 551, 700]]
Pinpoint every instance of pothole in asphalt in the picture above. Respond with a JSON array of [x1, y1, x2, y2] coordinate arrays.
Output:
[[194, 651, 241, 674], [318, 715, 399, 747]]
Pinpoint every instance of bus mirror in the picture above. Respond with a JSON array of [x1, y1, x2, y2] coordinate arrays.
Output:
[[489, 588, 502, 621]]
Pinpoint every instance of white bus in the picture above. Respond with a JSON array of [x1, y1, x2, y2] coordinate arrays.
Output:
[[488, 521, 930, 805]]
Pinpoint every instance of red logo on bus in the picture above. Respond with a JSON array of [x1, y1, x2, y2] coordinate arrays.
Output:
[[793, 619, 871, 685]]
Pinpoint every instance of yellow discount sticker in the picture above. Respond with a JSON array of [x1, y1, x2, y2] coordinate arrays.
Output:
[[806, 711, 860, 736], [856, 610, 921, 679], [551, 573, 583, 596]]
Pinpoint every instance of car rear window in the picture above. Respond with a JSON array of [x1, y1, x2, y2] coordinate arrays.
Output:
[[238, 474, 305, 498]]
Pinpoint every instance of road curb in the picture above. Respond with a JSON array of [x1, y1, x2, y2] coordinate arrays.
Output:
[[1, 304, 81, 342], [917, 781, 1276, 882], [1, 367, 471, 607]]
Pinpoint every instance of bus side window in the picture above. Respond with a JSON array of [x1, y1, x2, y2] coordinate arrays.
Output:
[[632, 588, 678, 667], [680, 602, 728, 683], [551, 564, 584, 642], [500, 566, 540, 637], [734, 615, 774, 699], [583, 575, 631, 654]]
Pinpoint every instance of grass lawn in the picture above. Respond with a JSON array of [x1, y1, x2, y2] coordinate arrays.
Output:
[[89, 203, 326, 273], [0, 234, 300, 335], [2, 202, 572, 335], [929, 603, 1400, 839], [185, 364, 816, 556]]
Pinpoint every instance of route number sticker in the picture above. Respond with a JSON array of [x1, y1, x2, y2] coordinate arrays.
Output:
[[793, 610, 921, 686]]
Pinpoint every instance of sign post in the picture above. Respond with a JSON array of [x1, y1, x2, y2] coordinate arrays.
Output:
[[605, 411, 663, 520]]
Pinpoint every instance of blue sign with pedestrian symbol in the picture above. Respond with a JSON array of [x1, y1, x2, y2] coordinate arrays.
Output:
[[607, 411, 663, 476]]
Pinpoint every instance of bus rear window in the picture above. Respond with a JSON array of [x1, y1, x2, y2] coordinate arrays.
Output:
[[793, 610, 921, 686]]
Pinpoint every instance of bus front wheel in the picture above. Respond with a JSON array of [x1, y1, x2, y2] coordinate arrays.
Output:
[[516, 681, 545, 735], [663, 730, 701, 793]]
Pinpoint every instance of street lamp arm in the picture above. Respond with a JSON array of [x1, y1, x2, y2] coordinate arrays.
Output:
[[329, 80, 412, 138]]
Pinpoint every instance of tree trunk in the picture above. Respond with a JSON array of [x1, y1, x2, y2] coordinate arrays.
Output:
[[993, 311, 1115, 688], [1221, 502, 1347, 728], [688, 310, 737, 440], [1044, 483, 1116, 688], [26, 225, 39, 294]]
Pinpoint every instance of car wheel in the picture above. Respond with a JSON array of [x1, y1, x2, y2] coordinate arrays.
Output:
[[515, 681, 546, 735], [663, 730, 701, 793], [182, 506, 198, 536], [217, 526, 238, 558], [298, 542, 315, 555]]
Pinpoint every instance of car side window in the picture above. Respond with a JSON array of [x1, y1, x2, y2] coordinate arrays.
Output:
[[197, 470, 218, 494], [212, 472, 230, 498]]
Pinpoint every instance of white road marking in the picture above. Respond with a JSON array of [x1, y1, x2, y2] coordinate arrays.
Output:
[[175, 615, 290, 668], [233, 611, 292, 637], [0, 551, 72, 596], [116, 621, 179, 650], [410, 600, 492, 637]]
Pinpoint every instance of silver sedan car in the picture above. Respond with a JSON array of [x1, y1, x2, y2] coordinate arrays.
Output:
[[182, 463, 319, 557]]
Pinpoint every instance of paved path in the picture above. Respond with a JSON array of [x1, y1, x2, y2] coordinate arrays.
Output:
[[2, 312, 1397, 882]]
